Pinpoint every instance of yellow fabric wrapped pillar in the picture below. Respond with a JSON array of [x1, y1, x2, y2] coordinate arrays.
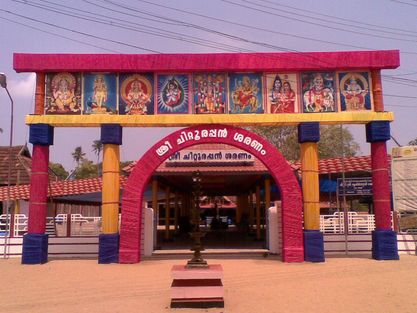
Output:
[[300, 142, 320, 230], [102, 144, 120, 234], [99, 124, 122, 264], [298, 122, 324, 262]]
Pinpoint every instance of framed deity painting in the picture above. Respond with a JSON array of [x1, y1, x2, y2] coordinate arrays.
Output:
[[119, 74, 154, 115], [156, 74, 190, 114], [228, 73, 263, 114], [265, 73, 298, 113], [45, 72, 82, 114], [337, 71, 372, 111], [83, 73, 118, 114], [193, 73, 227, 114], [301, 72, 337, 113]]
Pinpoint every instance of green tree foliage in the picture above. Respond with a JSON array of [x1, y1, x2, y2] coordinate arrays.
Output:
[[74, 159, 134, 179], [74, 158, 99, 179], [49, 162, 69, 180], [247, 126, 300, 161], [319, 126, 360, 159], [247, 125, 359, 160], [91, 140, 103, 176], [72, 146, 86, 168]]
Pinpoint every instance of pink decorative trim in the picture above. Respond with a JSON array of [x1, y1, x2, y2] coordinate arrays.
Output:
[[14, 50, 399, 73], [119, 124, 304, 263]]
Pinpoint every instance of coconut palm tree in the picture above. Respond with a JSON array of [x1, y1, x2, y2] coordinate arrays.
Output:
[[92, 140, 103, 176], [72, 146, 85, 169]]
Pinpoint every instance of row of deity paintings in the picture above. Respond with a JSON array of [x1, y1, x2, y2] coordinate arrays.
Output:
[[45, 71, 373, 115]]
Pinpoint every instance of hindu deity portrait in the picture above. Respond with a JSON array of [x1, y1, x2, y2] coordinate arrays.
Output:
[[157, 74, 189, 114], [83, 73, 117, 114], [119, 74, 154, 115], [45, 72, 81, 114], [302, 72, 336, 113], [266, 73, 298, 113], [193, 73, 227, 114], [93, 75, 107, 111], [338, 72, 372, 111], [229, 73, 263, 114]]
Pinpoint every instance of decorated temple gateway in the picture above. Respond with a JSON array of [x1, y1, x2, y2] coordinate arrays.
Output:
[[10, 50, 400, 264]]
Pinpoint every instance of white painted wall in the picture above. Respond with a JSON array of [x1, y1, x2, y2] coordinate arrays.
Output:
[[19, 200, 29, 216], [143, 207, 154, 257]]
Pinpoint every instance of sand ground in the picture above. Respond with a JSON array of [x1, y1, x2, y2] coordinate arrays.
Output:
[[1, 255, 417, 313]]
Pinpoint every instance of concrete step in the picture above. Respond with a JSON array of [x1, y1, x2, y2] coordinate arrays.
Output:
[[149, 249, 280, 260]]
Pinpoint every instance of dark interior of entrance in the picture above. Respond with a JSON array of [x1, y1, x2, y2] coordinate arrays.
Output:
[[152, 171, 277, 251]]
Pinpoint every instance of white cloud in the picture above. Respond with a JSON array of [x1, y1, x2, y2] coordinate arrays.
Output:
[[8, 73, 36, 103], [0, 73, 35, 146]]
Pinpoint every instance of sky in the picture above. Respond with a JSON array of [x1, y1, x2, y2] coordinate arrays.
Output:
[[0, 0, 416, 171]]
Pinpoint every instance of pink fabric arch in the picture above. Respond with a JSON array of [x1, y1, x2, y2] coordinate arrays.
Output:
[[119, 124, 303, 263]]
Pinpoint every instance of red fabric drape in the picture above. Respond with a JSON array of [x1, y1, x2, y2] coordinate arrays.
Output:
[[28, 145, 49, 234], [14, 50, 399, 73], [371, 142, 392, 230]]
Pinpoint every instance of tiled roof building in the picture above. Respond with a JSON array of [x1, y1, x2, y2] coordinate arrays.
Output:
[[0, 143, 384, 201], [0, 145, 32, 186]]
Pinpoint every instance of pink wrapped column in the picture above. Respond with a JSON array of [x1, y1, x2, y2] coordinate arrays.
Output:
[[366, 120, 398, 260], [27, 145, 50, 234], [371, 142, 392, 230], [23, 122, 54, 264]]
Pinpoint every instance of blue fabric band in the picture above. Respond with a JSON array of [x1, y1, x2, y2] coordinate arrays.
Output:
[[98, 233, 120, 264], [22, 233, 49, 264], [298, 122, 320, 143], [304, 230, 325, 262], [372, 230, 399, 260], [100, 124, 123, 145], [29, 124, 54, 145], [366, 121, 390, 142]]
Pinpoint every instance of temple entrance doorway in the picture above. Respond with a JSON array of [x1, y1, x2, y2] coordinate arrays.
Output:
[[147, 145, 278, 253], [120, 125, 303, 263]]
